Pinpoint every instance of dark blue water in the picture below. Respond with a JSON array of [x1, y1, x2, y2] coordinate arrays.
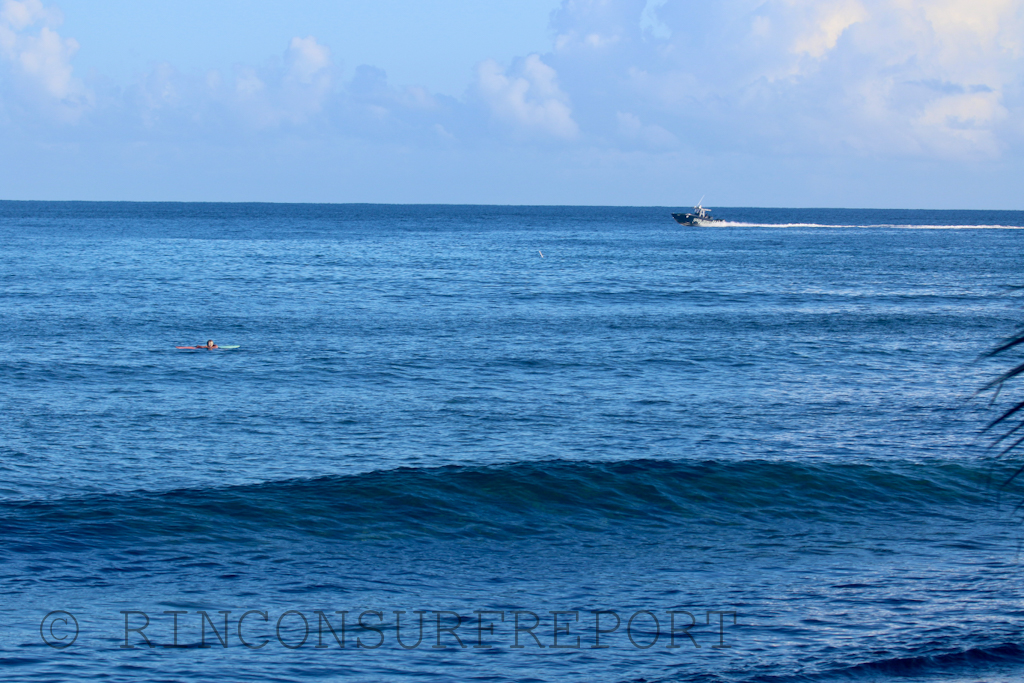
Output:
[[3, 202, 1024, 682]]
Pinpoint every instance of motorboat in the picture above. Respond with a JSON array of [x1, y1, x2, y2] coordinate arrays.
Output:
[[672, 201, 727, 226]]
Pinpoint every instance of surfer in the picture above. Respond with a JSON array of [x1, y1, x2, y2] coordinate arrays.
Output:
[[174, 340, 233, 349]]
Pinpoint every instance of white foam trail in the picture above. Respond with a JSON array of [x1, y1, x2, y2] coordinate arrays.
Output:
[[709, 222, 1024, 229], [714, 222, 852, 228]]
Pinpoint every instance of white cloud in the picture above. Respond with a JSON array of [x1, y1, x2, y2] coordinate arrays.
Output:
[[278, 35, 333, 121], [0, 0, 89, 118], [218, 35, 335, 128], [616, 111, 677, 147], [0, 0, 57, 30], [12, 25, 75, 97], [112, 37, 458, 147], [477, 54, 578, 139], [789, 0, 868, 59], [639, 0, 671, 39], [234, 69, 265, 99], [117, 35, 338, 134], [3, 0, 1021, 206], [286, 35, 330, 85], [912, 90, 1007, 156], [542, 0, 1024, 159]]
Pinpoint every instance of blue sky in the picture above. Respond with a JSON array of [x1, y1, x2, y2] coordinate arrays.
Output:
[[1, 0, 1022, 207]]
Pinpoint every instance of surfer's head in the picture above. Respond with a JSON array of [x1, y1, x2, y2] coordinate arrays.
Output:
[[206, 340, 214, 348]]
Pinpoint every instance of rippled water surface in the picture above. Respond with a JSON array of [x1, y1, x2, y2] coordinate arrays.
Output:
[[2, 202, 1024, 682]]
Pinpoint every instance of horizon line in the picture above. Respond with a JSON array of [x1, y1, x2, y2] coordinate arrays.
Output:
[[1, 199, 1021, 212]]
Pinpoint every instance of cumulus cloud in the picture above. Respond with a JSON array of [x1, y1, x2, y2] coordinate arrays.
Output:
[[108, 38, 462, 151], [10, 0, 1015, 160], [286, 35, 330, 85], [477, 54, 579, 139], [3, 0, 1021, 206], [542, 0, 1024, 159], [761, 0, 1021, 155], [226, 35, 335, 127], [108, 34, 340, 138], [639, 0, 671, 39], [768, 0, 870, 61], [0, 0, 90, 119], [616, 111, 676, 147]]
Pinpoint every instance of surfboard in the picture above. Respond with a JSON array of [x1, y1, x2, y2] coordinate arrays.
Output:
[[175, 345, 240, 349]]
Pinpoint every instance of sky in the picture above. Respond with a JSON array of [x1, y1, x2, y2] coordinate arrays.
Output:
[[1, 0, 1022, 208]]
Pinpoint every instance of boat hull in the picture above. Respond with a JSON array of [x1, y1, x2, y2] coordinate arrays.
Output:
[[672, 213, 728, 227]]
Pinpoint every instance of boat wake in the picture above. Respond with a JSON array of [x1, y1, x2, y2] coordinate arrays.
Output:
[[711, 222, 1024, 229]]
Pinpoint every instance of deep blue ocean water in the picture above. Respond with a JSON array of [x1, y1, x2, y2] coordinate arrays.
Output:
[[3, 202, 1024, 682]]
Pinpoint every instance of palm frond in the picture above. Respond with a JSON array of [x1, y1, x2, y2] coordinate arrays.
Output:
[[978, 291, 1024, 494]]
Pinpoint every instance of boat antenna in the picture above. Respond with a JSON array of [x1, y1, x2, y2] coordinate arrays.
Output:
[[697, 194, 705, 208]]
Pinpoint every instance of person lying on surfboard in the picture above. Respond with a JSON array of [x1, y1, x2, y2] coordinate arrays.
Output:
[[175, 341, 239, 349]]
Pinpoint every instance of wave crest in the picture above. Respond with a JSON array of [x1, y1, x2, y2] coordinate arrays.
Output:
[[0, 459, 995, 551]]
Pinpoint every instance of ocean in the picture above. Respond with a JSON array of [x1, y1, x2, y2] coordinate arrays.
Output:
[[2, 202, 1024, 682]]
